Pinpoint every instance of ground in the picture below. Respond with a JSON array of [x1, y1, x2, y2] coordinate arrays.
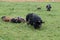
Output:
[[0, 2, 60, 40], [0, 0, 60, 2]]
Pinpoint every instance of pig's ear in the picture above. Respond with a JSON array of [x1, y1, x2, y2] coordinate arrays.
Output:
[[41, 21, 45, 23]]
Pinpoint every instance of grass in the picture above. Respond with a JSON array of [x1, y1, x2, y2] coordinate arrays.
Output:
[[0, 2, 60, 40]]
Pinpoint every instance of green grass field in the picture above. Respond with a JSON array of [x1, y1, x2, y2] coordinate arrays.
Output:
[[0, 2, 60, 40]]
